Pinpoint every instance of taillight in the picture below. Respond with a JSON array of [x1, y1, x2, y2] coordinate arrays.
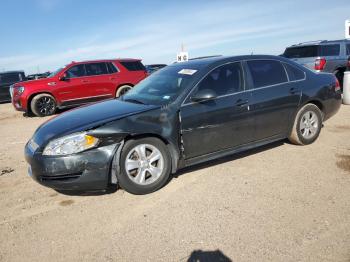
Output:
[[335, 77, 341, 92], [314, 58, 326, 71]]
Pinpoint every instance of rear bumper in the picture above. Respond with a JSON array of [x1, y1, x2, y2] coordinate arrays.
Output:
[[25, 142, 120, 191], [323, 92, 342, 121]]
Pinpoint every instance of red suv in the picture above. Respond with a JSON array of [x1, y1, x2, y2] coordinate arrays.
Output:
[[11, 59, 147, 116]]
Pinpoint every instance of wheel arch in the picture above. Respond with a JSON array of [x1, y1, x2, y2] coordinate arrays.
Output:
[[122, 133, 179, 174], [116, 83, 134, 90], [305, 99, 324, 114], [288, 99, 325, 135]]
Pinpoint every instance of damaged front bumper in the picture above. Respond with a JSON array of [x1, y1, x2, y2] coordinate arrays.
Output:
[[24, 142, 121, 191]]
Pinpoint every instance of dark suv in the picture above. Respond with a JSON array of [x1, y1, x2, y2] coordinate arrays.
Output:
[[0, 71, 26, 102], [11, 59, 147, 116], [283, 39, 350, 90]]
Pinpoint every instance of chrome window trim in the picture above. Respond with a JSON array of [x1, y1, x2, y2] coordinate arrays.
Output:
[[181, 61, 245, 106]]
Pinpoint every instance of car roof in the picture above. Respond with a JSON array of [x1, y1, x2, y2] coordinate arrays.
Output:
[[288, 39, 350, 47], [70, 58, 142, 64], [168, 55, 286, 69]]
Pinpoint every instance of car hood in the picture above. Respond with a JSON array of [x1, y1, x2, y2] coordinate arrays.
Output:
[[32, 99, 159, 147], [14, 77, 54, 87]]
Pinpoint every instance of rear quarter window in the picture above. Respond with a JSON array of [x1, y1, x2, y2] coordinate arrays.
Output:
[[283, 46, 319, 58], [283, 63, 305, 81], [320, 44, 340, 56], [120, 61, 146, 71], [247, 60, 288, 88]]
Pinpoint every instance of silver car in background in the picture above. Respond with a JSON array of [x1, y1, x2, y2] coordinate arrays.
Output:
[[282, 39, 350, 90]]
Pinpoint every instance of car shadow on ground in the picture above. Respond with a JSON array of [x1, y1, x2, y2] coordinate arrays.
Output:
[[56, 140, 285, 196], [173, 140, 285, 179], [187, 249, 232, 262], [22, 107, 69, 118]]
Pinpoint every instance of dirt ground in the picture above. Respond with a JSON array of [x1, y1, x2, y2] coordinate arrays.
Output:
[[0, 102, 350, 262]]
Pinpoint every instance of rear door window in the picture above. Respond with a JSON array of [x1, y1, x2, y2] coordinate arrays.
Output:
[[247, 60, 288, 88], [120, 61, 146, 71], [321, 44, 340, 56], [283, 63, 305, 81], [283, 46, 319, 58], [85, 63, 108, 76], [66, 64, 86, 78]]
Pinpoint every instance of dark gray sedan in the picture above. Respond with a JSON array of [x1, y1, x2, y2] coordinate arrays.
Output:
[[25, 55, 341, 194]]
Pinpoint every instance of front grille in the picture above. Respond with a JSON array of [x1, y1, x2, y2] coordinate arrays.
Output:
[[9, 86, 14, 99], [40, 172, 83, 182]]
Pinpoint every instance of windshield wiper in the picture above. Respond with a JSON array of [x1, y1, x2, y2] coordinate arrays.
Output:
[[123, 98, 147, 105]]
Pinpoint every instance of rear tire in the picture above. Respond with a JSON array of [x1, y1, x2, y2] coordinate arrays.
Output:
[[30, 94, 57, 117], [334, 69, 345, 92], [288, 103, 322, 145], [115, 85, 132, 98], [117, 137, 171, 195]]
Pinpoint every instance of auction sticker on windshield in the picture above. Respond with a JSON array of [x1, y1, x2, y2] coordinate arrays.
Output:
[[178, 69, 197, 75]]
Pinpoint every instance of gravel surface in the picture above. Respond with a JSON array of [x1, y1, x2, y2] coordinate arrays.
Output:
[[0, 102, 349, 262]]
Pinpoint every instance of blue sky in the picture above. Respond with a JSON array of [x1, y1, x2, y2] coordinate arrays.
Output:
[[1, 0, 350, 74]]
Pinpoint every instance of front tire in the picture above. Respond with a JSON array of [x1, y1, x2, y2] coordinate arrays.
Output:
[[117, 137, 171, 195], [115, 85, 132, 98], [288, 103, 322, 145], [30, 94, 57, 117]]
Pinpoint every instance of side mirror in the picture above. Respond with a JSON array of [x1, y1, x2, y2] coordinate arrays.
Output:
[[59, 73, 68, 81], [191, 89, 217, 103]]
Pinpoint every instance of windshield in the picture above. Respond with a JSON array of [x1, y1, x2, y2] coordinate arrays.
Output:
[[122, 65, 196, 105], [48, 67, 63, 78]]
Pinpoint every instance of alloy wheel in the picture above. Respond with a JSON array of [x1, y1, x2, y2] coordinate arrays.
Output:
[[36, 96, 55, 116], [299, 111, 319, 139], [125, 144, 164, 185]]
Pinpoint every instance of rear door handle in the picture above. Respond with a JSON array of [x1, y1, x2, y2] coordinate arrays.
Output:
[[235, 99, 249, 107], [289, 87, 300, 94], [81, 80, 89, 83], [110, 77, 117, 80]]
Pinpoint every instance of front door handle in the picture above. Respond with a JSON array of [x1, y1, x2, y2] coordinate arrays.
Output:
[[235, 99, 249, 107], [289, 87, 300, 94]]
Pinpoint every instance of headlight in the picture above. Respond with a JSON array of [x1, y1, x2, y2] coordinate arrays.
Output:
[[16, 86, 25, 94], [43, 132, 99, 156]]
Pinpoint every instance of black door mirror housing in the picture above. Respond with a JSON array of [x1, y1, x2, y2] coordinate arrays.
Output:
[[191, 89, 217, 103], [59, 73, 68, 81]]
